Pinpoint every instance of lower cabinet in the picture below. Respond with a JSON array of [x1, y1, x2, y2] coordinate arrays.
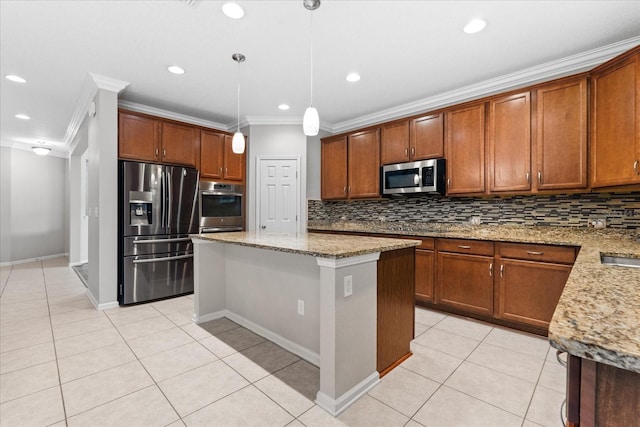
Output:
[[436, 252, 494, 317], [415, 238, 435, 303]]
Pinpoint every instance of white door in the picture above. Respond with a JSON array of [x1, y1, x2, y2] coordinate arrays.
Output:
[[258, 158, 299, 233]]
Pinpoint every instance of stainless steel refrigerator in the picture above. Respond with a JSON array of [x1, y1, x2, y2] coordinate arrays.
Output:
[[118, 160, 199, 305]]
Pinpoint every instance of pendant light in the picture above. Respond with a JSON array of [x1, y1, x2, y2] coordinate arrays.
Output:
[[32, 141, 51, 156], [232, 53, 246, 154], [303, 0, 320, 136]]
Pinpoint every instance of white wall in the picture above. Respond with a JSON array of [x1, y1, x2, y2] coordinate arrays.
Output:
[[306, 129, 330, 200], [0, 146, 68, 263], [68, 119, 89, 266], [246, 125, 308, 231]]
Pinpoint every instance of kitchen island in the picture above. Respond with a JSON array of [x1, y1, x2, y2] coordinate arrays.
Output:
[[190, 231, 420, 416], [309, 220, 640, 425]]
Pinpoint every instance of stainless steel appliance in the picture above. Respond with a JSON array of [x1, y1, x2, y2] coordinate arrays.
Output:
[[199, 181, 244, 233], [382, 158, 446, 195], [118, 161, 199, 305]]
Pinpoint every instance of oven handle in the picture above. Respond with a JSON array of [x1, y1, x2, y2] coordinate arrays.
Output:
[[201, 191, 243, 197], [200, 227, 243, 233], [132, 237, 192, 244], [132, 254, 193, 264]]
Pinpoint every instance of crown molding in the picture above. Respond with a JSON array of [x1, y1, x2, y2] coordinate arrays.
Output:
[[330, 36, 640, 134], [118, 100, 230, 131], [89, 73, 130, 93]]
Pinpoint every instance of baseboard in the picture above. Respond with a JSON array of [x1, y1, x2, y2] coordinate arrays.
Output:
[[193, 309, 228, 324], [315, 372, 380, 416], [0, 253, 67, 267], [68, 259, 88, 267], [86, 289, 119, 311]]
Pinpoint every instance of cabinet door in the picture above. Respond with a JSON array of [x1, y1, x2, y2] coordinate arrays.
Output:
[[436, 252, 494, 316], [488, 92, 531, 192], [445, 104, 486, 195], [536, 78, 588, 190], [321, 136, 348, 199], [348, 128, 381, 199], [591, 52, 640, 187], [411, 113, 444, 160], [200, 130, 224, 180], [161, 122, 197, 167], [496, 259, 570, 330], [223, 134, 245, 182], [118, 112, 160, 162], [415, 249, 434, 303], [381, 121, 410, 164]]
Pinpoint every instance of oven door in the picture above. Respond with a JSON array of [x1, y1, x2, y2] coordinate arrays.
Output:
[[199, 191, 244, 229]]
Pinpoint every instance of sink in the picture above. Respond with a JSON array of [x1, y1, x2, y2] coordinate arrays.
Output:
[[600, 254, 640, 268]]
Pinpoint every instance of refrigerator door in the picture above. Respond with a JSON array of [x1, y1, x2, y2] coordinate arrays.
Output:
[[121, 161, 166, 236], [165, 165, 199, 235], [121, 251, 194, 304]]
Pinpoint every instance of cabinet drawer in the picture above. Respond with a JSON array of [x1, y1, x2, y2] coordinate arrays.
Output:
[[497, 243, 576, 264], [412, 237, 435, 250], [437, 238, 494, 256]]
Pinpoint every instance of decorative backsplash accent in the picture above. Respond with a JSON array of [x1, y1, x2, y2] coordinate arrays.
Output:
[[308, 192, 640, 229]]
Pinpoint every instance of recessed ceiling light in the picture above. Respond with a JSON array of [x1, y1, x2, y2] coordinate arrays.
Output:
[[15, 114, 30, 120], [5, 74, 26, 83], [222, 2, 244, 19], [464, 19, 487, 34], [278, 104, 290, 111], [346, 73, 361, 82], [167, 65, 185, 75]]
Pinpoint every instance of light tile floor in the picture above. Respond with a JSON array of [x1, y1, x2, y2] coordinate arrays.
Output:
[[0, 258, 566, 427]]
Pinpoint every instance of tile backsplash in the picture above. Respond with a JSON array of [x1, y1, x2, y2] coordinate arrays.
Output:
[[308, 192, 640, 229]]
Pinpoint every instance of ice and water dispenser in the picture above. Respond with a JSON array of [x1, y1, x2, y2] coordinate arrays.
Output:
[[129, 191, 152, 226]]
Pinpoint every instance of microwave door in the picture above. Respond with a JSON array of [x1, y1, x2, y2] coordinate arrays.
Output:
[[122, 161, 166, 237], [384, 167, 421, 194]]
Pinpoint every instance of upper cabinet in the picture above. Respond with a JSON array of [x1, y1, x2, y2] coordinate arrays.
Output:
[[118, 111, 198, 168], [380, 114, 444, 165], [590, 48, 640, 188], [321, 128, 380, 200], [445, 103, 486, 195], [118, 112, 161, 162], [200, 130, 245, 182], [488, 92, 532, 193], [535, 77, 588, 190]]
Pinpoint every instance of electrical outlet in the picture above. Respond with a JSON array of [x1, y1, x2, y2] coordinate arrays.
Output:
[[297, 299, 304, 315], [344, 275, 353, 297], [589, 218, 607, 229], [624, 209, 637, 217]]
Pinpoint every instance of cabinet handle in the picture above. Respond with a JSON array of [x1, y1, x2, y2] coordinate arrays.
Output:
[[500, 264, 504, 277], [163, 149, 166, 158], [219, 167, 223, 174], [225, 168, 228, 174], [411, 147, 415, 156], [447, 178, 451, 188], [343, 186, 347, 194], [635, 160, 639, 175], [489, 263, 493, 277], [405, 148, 408, 157], [538, 171, 542, 184], [458, 245, 471, 249], [348, 186, 352, 193], [526, 171, 530, 183], [527, 251, 544, 256], [155, 148, 159, 157]]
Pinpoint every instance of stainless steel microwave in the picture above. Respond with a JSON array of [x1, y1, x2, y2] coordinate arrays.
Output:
[[382, 158, 446, 195]]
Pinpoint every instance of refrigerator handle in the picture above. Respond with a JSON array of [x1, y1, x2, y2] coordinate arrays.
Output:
[[166, 169, 172, 231], [160, 169, 166, 228]]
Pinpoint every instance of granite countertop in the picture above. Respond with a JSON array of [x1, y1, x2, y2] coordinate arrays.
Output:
[[191, 231, 421, 259], [308, 220, 640, 373]]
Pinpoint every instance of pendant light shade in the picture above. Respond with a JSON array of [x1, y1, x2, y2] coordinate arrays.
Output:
[[232, 131, 245, 154], [303, 106, 319, 136], [303, 0, 320, 136], [231, 53, 246, 154]]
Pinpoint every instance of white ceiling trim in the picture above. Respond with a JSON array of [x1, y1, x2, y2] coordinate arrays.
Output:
[[329, 36, 640, 134], [118, 100, 230, 131], [89, 73, 130, 93]]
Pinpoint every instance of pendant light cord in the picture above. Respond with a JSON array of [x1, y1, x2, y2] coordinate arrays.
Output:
[[309, 10, 314, 107], [237, 59, 241, 132]]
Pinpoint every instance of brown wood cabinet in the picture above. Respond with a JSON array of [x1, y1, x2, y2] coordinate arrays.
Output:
[[380, 114, 444, 165], [321, 136, 348, 199], [488, 92, 532, 192], [535, 77, 588, 190], [435, 239, 495, 316], [348, 128, 381, 198], [118, 111, 198, 168], [445, 103, 486, 195], [415, 238, 435, 303], [590, 48, 640, 188], [200, 130, 244, 182], [566, 355, 640, 427], [118, 112, 161, 162], [161, 122, 198, 167], [377, 247, 415, 375]]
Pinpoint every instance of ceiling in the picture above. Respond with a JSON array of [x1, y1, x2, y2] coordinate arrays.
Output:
[[1, 1, 639, 156]]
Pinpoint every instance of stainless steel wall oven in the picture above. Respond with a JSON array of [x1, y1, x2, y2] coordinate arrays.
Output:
[[199, 181, 244, 233]]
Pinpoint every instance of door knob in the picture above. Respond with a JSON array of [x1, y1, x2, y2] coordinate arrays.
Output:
[[261, 225, 266, 229]]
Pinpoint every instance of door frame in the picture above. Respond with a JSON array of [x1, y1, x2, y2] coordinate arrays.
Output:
[[255, 155, 301, 234]]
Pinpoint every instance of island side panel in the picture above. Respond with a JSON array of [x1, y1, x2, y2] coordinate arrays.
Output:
[[223, 244, 321, 361], [316, 253, 380, 415], [192, 240, 227, 322]]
